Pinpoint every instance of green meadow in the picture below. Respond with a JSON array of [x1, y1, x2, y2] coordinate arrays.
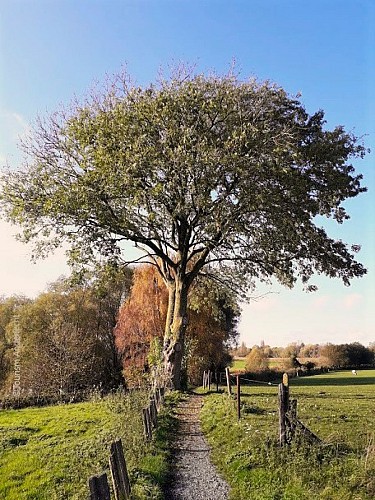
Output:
[[0, 391, 180, 499], [200, 369, 375, 499]]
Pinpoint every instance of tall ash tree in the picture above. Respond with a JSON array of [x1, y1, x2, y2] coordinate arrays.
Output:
[[0, 67, 367, 389]]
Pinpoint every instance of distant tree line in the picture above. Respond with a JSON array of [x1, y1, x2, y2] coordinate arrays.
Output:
[[231, 340, 375, 372]]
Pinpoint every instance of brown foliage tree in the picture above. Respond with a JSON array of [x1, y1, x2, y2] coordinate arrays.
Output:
[[114, 265, 239, 387], [245, 346, 269, 373], [114, 266, 168, 386]]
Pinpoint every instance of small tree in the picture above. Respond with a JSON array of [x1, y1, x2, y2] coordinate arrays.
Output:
[[245, 346, 269, 372], [0, 66, 367, 389]]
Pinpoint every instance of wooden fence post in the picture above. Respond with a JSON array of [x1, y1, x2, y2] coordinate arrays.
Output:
[[159, 387, 165, 404], [208, 370, 211, 391], [225, 367, 232, 395], [202, 370, 206, 389], [142, 408, 152, 440], [150, 397, 157, 427], [154, 389, 160, 411], [236, 374, 241, 420], [145, 407, 153, 439], [88, 473, 111, 500], [216, 370, 219, 392], [278, 373, 289, 446], [109, 439, 131, 500]]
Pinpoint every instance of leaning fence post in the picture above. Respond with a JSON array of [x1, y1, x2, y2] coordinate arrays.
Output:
[[236, 374, 241, 420], [88, 473, 111, 500], [225, 367, 232, 395], [278, 373, 289, 446], [109, 439, 131, 500]]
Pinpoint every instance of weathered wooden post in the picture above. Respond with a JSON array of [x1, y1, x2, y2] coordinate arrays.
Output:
[[236, 374, 241, 420], [208, 370, 211, 391], [142, 408, 152, 440], [154, 389, 160, 411], [88, 473, 111, 500], [150, 397, 157, 427], [159, 387, 165, 404], [109, 439, 131, 499], [145, 407, 153, 439], [278, 373, 289, 446], [225, 367, 232, 395], [216, 369, 219, 392]]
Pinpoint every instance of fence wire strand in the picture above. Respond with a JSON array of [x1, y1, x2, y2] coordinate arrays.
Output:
[[228, 374, 279, 387]]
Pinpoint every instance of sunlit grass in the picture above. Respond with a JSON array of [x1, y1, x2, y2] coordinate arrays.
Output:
[[0, 390, 181, 499], [200, 369, 375, 499]]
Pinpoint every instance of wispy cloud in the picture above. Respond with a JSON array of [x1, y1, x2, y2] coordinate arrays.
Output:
[[0, 110, 31, 167]]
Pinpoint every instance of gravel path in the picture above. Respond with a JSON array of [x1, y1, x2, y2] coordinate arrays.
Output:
[[164, 394, 230, 500]]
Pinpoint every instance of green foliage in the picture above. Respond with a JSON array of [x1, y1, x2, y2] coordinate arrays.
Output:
[[0, 390, 183, 499], [0, 268, 132, 397], [200, 370, 375, 499]]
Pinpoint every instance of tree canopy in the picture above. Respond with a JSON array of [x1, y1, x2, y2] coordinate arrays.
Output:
[[0, 66, 367, 388]]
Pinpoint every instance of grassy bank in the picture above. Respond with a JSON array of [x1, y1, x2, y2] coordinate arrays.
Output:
[[0, 390, 181, 499], [200, 370, 375, 499]]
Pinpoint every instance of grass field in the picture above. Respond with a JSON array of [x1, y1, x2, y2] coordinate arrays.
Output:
[[200, 369, 375, 499], [0, 390, 180, 499]]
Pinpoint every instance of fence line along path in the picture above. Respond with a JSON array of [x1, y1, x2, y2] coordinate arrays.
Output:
[[164, 394, 230, 500]]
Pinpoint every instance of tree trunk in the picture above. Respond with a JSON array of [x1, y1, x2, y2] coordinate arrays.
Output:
[[162, 278, 189, 390]]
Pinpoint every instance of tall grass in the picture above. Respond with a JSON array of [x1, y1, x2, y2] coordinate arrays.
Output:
[[200, 370, 375, 499]]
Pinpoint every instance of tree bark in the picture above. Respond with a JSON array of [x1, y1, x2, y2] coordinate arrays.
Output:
[[162, 278, 189, 390]]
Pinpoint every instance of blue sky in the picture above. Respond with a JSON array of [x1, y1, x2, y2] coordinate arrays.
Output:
[[0, 0, 374, 347]]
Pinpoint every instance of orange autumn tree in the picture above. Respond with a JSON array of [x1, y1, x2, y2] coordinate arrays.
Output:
[[114, 264, 239, 387], [114, 265, 168, 386]]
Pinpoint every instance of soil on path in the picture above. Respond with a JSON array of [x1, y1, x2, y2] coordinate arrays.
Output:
[[164, 393, 230, 500]]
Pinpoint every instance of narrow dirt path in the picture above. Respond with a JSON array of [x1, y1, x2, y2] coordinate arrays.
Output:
[[164, 394, 230, 500]]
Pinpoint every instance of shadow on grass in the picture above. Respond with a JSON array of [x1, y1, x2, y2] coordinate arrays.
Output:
[[290, 376, 375, 387], [241, 403, 268, 415]]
